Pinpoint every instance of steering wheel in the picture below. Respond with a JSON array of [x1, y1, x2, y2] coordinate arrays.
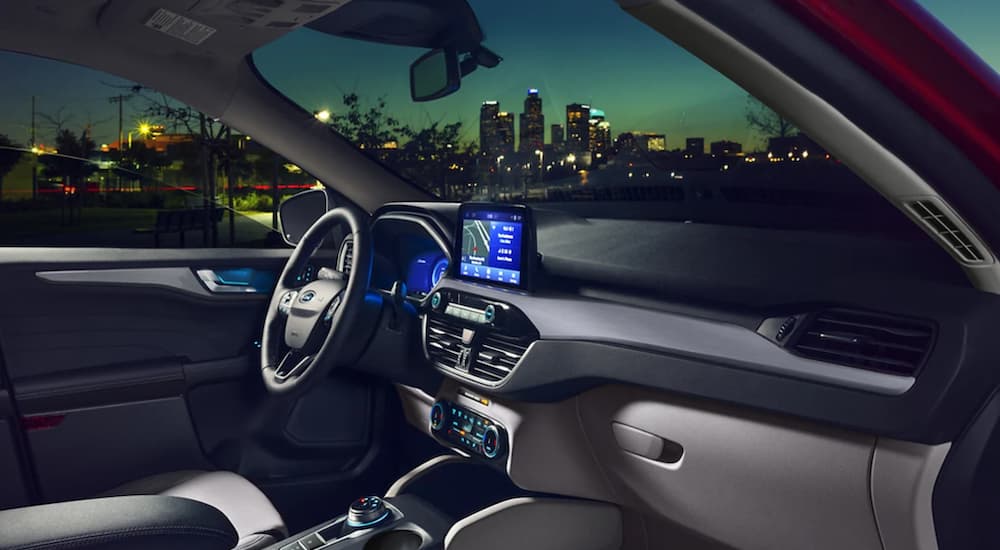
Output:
[[260, 207, 372, 394]]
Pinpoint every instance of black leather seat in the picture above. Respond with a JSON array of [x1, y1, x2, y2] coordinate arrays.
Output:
[[0, 495, 238, 550], [100, 470, 288, 550]]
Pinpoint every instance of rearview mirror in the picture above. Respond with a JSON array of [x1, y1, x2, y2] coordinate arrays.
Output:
[[278, 189, 328, 245], [410, 48, 461, 102]]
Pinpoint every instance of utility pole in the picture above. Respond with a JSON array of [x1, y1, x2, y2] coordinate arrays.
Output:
[[31, 95, 37, 200], [271, 153, 279, 233], [108, 94, 127, 191], [225, 127, 235, 246]]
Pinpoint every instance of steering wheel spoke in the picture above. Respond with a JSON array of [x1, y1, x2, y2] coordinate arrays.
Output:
[[273, 351, 313, 382]]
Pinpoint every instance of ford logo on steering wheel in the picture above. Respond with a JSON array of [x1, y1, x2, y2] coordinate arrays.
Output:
[[299, 291, 316, 303]]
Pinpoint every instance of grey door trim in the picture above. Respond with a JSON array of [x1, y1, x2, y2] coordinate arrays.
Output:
[[37, 268, 211, 297]]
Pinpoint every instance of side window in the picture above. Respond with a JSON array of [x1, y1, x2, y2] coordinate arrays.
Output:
[[0, 51, 316, 248]]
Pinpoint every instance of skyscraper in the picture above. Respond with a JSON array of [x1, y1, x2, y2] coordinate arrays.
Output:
[[633, 132, 666, 152], [710, 140, 742, 156], [497, 112, 515, 155], [588, 108, 610, 157], [685, 137, 705, 158], [479, 101, 500, 158], [551, 124, 564, 152], [518, 89, 544, 154], [566, 103, 590, 154]]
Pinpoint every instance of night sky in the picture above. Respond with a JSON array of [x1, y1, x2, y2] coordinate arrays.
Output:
[[0, 0, 996, 149]]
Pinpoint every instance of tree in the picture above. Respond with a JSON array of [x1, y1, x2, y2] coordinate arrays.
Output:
[[320, 93, 476, 197], [329, 94, 402, 150], [37, 106, 75, 138], [120, 142, 171, 189], [398, 122, 470, 197], [745, 95, 797, 143], [0, 134, 24, 201], [40, 129, 97, 191]]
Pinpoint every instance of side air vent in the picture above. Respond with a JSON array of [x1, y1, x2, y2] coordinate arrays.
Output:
[[905, 199, 988, 264], [338, 238, 354, 276], [472, 334, 531, 382], [425, 317, 464, 369], [792, 309, 934, 376]]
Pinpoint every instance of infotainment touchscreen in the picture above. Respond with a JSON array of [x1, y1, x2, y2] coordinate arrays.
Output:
[[455, 203, 534, 289]]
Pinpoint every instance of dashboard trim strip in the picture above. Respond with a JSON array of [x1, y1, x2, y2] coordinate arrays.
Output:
[[434, 279, 913, 395]]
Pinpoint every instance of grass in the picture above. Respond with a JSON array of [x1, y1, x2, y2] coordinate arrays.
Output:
[[0, 207, 159, 238]]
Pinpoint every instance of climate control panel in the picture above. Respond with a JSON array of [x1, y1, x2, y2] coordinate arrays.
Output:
[[430, 400, 506, 460]]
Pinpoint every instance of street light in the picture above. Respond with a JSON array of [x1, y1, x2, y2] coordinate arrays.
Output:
[[534, 149, 544, 189], [314, 109, 331, 123], [493, 155, 505, 200]]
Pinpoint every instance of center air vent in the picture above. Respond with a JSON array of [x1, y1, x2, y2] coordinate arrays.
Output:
[[425, 317, 464, 370], [338, 238, 354, 276], [472, 334, 531, 382], [792, 309, 934, 376]]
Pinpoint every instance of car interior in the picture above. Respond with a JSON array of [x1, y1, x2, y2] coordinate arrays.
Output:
[[1, 1, 1000, 550]]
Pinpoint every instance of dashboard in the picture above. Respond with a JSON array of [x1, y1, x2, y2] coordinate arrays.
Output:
[[364, 201, 1000, 448], [359, 201, 1000, 550]]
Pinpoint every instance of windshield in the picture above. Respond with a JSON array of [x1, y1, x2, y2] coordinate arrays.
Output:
[[250, 0, 986, 237], [253, 0, 764, 203]]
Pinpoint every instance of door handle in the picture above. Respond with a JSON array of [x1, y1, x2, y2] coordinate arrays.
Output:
[[195, 269, 275, 294]]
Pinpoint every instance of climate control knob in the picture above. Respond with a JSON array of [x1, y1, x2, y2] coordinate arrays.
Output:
[[482, 424, 501, 459], [430, 402, 445, 432]]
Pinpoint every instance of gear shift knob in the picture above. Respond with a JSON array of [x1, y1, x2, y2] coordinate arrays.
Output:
[[346, 496, 389, 529]]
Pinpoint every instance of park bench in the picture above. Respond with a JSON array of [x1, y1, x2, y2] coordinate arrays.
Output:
[[135, 208, 224, 247]]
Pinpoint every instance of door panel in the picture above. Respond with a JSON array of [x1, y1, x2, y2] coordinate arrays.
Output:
[[0, 248, 392, 511], [0, 418, 31, 509], [27, 397, 211, 501]]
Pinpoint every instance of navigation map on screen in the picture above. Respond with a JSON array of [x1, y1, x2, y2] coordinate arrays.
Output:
[[459, 210, 523, 286]]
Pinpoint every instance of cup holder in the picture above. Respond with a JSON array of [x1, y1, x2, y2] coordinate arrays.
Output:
[[363, 530, 422, 550]]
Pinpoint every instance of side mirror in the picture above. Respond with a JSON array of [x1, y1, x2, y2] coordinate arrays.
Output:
[[410, 48, 461, 102], [278, 189, 328, 245]]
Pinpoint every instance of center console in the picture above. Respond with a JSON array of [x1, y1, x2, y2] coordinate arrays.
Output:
[[270, 494, 450, 550], [420, 203, 540, 466]]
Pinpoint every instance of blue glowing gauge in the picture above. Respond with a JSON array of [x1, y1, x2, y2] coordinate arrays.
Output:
[[431, 258, 450, 287]]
